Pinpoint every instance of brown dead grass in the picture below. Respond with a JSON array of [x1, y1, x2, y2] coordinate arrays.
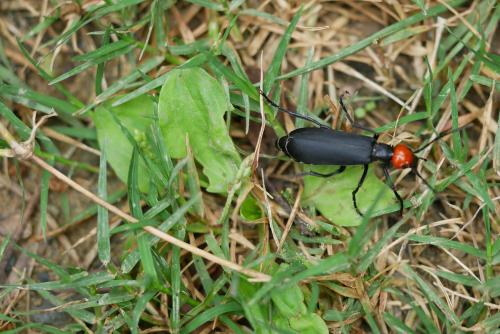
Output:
[[0, 0, 498, 332]]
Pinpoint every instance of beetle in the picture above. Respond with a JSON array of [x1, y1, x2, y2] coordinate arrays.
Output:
[[259, 89, 457, 216]]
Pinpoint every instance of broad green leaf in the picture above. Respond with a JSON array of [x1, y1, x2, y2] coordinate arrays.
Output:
[[93, 95, 155, 192], [289, 313, 328, 334], [158, 68, 240, 193], [240, 196, 263, 221], [303, 166, 400, 226], [235, 277, 271, 333], [271, 284, 307, 318]]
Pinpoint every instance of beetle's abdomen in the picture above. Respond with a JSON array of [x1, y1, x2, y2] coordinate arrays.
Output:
[[277, 127, 374, 165]]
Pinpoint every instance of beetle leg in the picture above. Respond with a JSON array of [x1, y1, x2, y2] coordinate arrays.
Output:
[[339, 93, 377, 135], [383, 166, 404, 216], [258, 89, 325, 128], [412, 168, 437, 193], [352, 164, 369, 216], [299, 166, 346, 178]]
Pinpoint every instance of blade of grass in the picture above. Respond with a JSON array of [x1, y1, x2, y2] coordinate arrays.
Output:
[[94, 28, 111, 96], [263, 6, 303, 93], [277, 0, 468, 80], [131, 290, 156, 334], [412, 304, 440, 333], [181, 302, 242, 334], [483, 206, 493, 279], [384, 312, 416, 334], [35, 288, 96, 324], [39, 166, 51, 241], [77, 56, 163, 115], [405, 234, 485, 259], [185, 0, 224, 11], [296, 47, 314, 128], [171, 220, 187, 332], [128, 148, 158, 286], [402, 264, 460, 325], [49, 44, 136, 85], [435, 270, 480, 287], [16, 40, 84, 108], [0, 234, 10, 261], [448, 68, 463, 161], [494, 111, 500, 185], [73, 39, 133, 62], [97, 145, 110, 266], [111, 71, 172, 107], [4, 272, 115, 291]]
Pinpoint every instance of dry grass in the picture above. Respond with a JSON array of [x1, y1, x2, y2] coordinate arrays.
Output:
[[0, 0, 498, 333]]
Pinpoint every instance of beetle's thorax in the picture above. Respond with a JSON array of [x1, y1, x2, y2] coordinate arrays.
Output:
[[391, 144, 416, 169], [371, 143, 393, 162]]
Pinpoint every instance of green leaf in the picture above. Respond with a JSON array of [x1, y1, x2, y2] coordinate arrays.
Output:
[[271, 285, 307, 318], [93, 95, 155, 192], [289, 313, 328, 334], [235, 277, 272, 332], [303, 166, 401, 226], [240, 196, 263, 221], [158, 67, 240, 193]]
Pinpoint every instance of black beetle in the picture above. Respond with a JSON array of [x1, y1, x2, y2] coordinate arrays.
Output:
[[260, 89, 457, 216]]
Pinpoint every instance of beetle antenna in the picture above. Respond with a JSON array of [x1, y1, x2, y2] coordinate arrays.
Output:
[[414, 124, 470, 154], [258, 89, 324, 127], [339, 92, 377, 134], [412, 168, 437, 193]]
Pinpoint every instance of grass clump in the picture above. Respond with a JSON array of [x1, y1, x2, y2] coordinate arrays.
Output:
[[0, 1, 498, 333]]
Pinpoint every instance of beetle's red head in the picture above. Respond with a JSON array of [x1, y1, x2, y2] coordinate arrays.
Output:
[[391, 144, 416, 169]]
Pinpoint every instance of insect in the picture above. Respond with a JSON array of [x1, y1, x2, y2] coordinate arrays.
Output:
[[259, 89, 459, 216]]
